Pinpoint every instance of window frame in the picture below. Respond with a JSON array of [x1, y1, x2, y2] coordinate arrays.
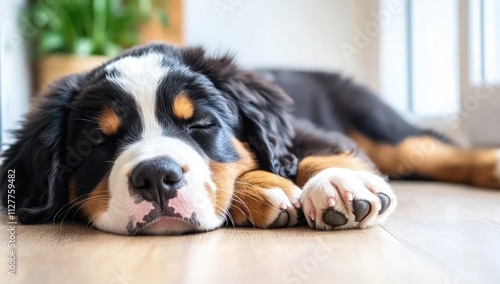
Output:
[[459, 0, 500, 147]]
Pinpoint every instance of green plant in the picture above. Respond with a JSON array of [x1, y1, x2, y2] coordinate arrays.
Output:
[[26, 0, 168, 56]]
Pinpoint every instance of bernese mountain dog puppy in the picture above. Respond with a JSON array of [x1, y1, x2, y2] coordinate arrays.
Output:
[[1, 43, 499, 235]]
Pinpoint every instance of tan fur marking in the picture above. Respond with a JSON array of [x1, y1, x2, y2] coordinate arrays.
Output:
[[349, 131, 500, 188], [173, 93, 195, 120], [296, 153, 374, 187], [80, 179, 110, 222], [98, 107, 121, 136], [230, 170, 299, 227], [209, 139, 258, 215]]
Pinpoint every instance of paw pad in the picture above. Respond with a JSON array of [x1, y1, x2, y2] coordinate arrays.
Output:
[[300, 168, 397, 230], [322, 209, 347, 226], [269, 210, 290, 228]]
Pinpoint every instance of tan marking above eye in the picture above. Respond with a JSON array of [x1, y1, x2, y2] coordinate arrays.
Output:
[[173, 93, 195, 120], [98, 107, 121, 136]]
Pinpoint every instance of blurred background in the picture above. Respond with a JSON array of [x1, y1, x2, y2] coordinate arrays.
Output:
[[1, 0, 499, 146]]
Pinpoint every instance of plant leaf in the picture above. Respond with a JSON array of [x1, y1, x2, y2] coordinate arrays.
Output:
[[38, 32, 65, 54], [74, 38, 94, 56], [25, 0, 169, 56]]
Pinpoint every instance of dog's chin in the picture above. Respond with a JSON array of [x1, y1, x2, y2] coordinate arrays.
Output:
[[137, 217, 197, 235]]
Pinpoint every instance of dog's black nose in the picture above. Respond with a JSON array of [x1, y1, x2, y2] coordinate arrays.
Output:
[[130, 157, 183, 205]]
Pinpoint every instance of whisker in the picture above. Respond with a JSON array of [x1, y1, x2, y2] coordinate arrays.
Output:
[[214, 188, 256, 227], [84, 206, 108, 230], [57, 196, 109, 229], [53, 193, 94, 224]]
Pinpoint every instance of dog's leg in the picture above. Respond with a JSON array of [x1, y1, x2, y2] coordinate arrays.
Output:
[[350, 132, 500, 189], [291, 120, 397, 230], [229, 170, 302, 228], [296, 152, 397, 230], [269, 70, 499, 188]]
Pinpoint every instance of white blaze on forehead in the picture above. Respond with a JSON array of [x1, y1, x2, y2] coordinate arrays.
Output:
[[106, 52, 167, 137]]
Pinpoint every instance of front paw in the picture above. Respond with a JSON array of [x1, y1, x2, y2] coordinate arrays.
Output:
[[229, 171, 302, 228], [300, 168, 397, 230]]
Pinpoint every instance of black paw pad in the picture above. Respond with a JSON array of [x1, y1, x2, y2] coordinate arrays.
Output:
[[378, 193, 390, 214], [323, 209, 348, 226], [269, 210, 290, 228], [353, 200, 371, 222]]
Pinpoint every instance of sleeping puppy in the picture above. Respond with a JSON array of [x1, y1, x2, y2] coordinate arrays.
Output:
[[1, 43, 498, 235]]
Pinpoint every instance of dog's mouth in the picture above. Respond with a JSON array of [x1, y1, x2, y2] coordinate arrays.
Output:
[[133, 216, 197, 235], [128, 206, 201, 235]]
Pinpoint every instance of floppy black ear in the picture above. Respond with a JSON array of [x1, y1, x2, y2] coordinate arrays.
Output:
[[0, 75, 82, 224], [181, 47, 298, 178], [226, 71, 298, 178]]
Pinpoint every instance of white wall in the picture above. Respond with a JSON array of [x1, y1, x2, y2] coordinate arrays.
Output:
[[184, 0, 380, 92], [1, 0, 32, 145]]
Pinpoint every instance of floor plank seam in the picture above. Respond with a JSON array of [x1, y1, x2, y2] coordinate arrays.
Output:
[[381, 224, 459, 281]]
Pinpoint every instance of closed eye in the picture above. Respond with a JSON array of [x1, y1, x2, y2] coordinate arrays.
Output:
[[188, 121, 216, 131]]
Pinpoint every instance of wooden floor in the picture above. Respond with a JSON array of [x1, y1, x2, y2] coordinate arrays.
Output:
[[1, 181, 500, 284]]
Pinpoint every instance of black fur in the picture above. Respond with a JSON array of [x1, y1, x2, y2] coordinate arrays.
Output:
[[291, 118, 375, 172], [0, 75, 84, 223], [257, 69, 449, 145], [179, 47, 298, 178]]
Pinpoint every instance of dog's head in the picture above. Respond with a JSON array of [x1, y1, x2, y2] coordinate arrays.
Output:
[[0, 44, 298, 235]]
